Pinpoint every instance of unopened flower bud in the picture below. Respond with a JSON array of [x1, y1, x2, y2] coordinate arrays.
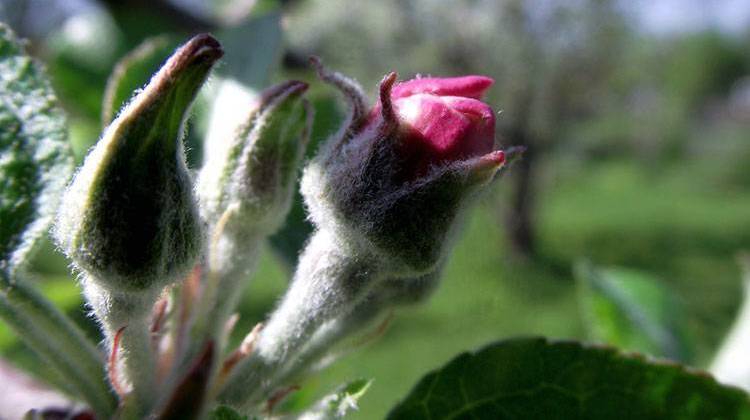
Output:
[[191, 80, 312, 347], [54, 34, 223, 292], [302, 69, 505, 274], [197, 80, 312, 235]]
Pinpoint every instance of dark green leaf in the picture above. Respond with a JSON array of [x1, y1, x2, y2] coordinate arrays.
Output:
[[0, 272, 115, 416], [388, 337, 750, 420], [575, 261, 692, 362], [0, 23, 74, 277]]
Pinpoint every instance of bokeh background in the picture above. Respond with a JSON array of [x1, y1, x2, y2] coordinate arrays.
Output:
[[2, 0, 750, 418]]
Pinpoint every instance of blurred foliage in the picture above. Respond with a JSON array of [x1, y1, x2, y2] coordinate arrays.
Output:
[[575, 261, 693, 362]]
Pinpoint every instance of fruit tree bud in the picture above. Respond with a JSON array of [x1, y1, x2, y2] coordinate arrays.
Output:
[[219, 64, 507, 409], [54, 34, 223, 292], [197, 80, 312, 236], [302, 67, 505, 275], [191, 80, 312, 345]]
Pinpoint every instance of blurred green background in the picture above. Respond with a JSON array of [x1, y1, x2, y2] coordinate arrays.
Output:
[[2, 0, 750, 418]]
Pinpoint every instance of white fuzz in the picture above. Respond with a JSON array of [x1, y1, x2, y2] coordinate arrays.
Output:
[[196, 78, 259, 223]]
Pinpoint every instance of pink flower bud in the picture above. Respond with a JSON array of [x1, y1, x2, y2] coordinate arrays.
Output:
[[302, 64, 506, 274], [367, 74, 497, 180]]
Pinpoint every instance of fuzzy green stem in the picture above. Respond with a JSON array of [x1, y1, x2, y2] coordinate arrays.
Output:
[[0, 272, 116, 417], [83, 280, 157, 414], [219, 229, 382, 409], [195, 227, 263, 350], [260, 272, 440, 398], [170, 217, 264, 390]]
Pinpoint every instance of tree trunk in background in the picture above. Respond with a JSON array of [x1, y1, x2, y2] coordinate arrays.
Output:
[[505, 131, 537, 259]]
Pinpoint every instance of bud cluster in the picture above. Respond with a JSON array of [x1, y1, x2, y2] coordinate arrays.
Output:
[[219, 60, 507, 409], [50, 34, 513, 417]]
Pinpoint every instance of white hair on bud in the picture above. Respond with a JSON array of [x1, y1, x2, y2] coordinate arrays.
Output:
[[196, 78, 259, 224]]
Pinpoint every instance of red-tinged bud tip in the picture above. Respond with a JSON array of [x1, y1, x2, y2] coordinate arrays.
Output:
[[482, 150, 506, 166], [468, 150, 506, 183], [259, 80, 309, 110], [163, 33, 223, 76]]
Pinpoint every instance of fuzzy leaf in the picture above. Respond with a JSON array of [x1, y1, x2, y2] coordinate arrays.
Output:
[[388, 337, 750, 420], [575, 261, 692, 362], [0, 23, 74, 277]]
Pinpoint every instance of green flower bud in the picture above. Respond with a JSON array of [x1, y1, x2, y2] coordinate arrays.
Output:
[[54, 34, 223, 292], [191, 80, 311, 350], [197, 80, 312, 236]]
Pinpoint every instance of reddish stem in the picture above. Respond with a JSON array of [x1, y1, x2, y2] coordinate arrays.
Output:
[[108, 326, 128, 398]]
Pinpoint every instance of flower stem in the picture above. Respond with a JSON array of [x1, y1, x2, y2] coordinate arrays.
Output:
[[83, 280, 157, 414], [259, 272, 440, 399], [219, 229, 382, 409], [193, 213, 263, 351]]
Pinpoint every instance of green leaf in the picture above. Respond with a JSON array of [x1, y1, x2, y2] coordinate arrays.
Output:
[[575, 261, 692, 362], [208, 405, 248, 420], [388, 337, 750, 420], [101, 35, 178, 126], [0, 23, 74, 275], [0, 24, 116, 417]]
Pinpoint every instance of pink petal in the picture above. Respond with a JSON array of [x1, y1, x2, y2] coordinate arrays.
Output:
[[395, 94, 473, 153], [391, 75, 494, 100], [394, 94, 496, 168], [440, 96, 496, 155]]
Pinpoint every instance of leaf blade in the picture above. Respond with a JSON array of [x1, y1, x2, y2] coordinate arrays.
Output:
[[388, 337, 750, 420], [0, 23, 73, 275]]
